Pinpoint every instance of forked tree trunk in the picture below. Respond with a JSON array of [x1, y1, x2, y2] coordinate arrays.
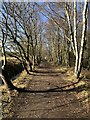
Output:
[[65, 1, 88, 78]]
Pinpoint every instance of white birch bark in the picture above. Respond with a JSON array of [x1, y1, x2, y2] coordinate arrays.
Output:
[[74, 0, 79, 75], [65, 3, 76, 56], [77, 0, 88, 78]]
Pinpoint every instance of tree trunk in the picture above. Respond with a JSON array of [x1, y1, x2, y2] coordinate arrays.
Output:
[[65, 3, 75, 56], [77, 0, 88, 78], [74, 0, 79, 76], [1, 49, 17, 90]]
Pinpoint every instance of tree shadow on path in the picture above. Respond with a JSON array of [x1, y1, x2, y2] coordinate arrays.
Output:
[[9, 60, 90, 118]]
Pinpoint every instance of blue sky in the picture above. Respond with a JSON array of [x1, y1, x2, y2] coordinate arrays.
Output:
[[40, 13, 48, 22]]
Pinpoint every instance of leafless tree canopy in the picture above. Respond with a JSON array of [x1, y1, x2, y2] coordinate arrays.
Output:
[[0, 1, 89, 90]]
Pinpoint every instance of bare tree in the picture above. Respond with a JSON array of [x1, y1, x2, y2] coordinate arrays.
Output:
[[77, 0, 88, 78]]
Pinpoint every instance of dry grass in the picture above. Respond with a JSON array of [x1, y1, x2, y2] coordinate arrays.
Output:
[[55, 66, 68, 74], [1, 70, 32, 118], [64, 67, 90, 113]]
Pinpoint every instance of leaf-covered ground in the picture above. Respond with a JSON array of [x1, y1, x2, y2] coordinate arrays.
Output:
[[1, 61, 90, 118]]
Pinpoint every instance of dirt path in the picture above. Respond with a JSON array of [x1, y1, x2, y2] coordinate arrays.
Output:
[[10, 61, 89, 118]]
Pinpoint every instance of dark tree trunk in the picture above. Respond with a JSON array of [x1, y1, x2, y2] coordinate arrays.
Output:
[[2, 68, 16, 90]]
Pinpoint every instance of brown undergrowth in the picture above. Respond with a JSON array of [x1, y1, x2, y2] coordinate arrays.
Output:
[[1, 70, 32, 118]]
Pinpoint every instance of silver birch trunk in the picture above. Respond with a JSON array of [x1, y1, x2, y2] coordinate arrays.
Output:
[[77, 0, 88, 78], [65, 3, 75, 56], [1, 30, 7, 70], [74, 0, 79, 76]]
